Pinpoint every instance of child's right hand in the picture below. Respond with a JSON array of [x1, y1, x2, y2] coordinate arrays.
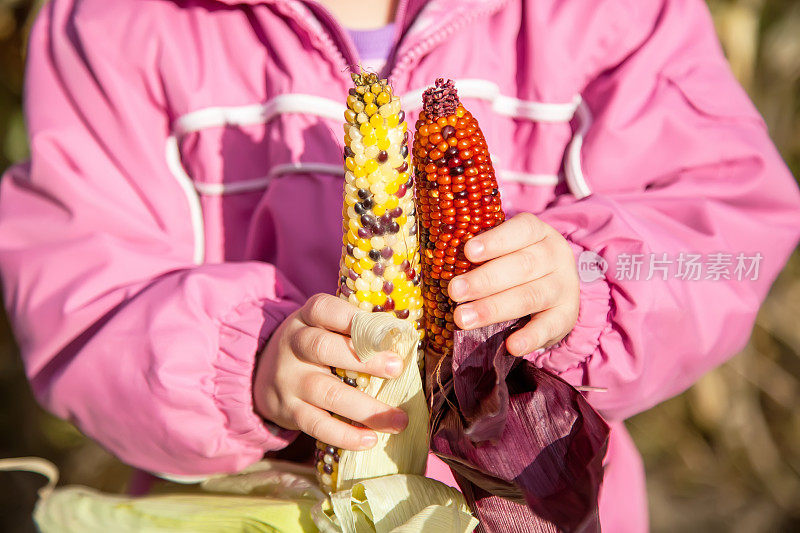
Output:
[[254, 294, 409, 451]]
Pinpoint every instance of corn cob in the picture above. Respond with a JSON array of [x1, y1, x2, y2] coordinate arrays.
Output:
[[413, 78, 506, 361], [315, 72, 423, 493]]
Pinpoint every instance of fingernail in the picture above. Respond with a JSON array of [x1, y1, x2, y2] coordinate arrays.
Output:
[[533, 347, 546, 356], [360, 433, 378, 448], [466, 240, 484, 259], [384, 357, 403, 377], [392, 411, 409, 432], [458, 306, 477, 328], [449, 278, 467, 300]]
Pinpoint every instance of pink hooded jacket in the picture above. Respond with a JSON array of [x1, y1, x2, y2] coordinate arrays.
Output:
[[2, 0, 799, 530]]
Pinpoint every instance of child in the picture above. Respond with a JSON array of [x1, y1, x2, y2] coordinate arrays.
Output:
[[1, 0, 798, 531]]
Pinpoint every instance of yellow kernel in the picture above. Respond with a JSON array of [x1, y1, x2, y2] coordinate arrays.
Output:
[[345, 157, 355, 171], [369, 114, 383, 129], [353, 165, 366, 178], [348, 218, 359, 233], [369, 292, 386, 306], [359, 122, 372, 136], [357, 238, 371, 252], [376, 91, 390, 106], [344, 109, 357, 123], [364, 159, 378, 174], [363, 134, 377, 146], [371, 83, 382, 95], [387, 114, 399, 128], [456, 107, 465, 117], [358, 257, 373, 271], [385, 196, 399, 209], [397, 214, 407, 226], [346, 95, 358, 109], [373, 204, 386, 216], [377, 137, 390, 150], [344, 255, 355, 268], [385, 180, 399, 194], [353, 263, 363, 275], [347, 229, 358, 243], [363, 92, 375, 104], [393, 253, 405, 265], [375, 125, 388, 139], [356, 290, 370, 302], [365, 102, 378, 116], [394, 294, 408, 309]]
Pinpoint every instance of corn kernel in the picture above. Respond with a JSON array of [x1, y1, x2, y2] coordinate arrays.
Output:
[[369, 114, 383, 129], [365, 102, 378, 116]]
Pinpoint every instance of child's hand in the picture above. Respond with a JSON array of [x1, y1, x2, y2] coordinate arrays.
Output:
[[254, 294, 408, 451], [447, 213, 580, 357]]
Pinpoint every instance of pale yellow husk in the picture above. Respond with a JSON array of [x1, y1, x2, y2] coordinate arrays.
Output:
[[22, 315, 476, 533]]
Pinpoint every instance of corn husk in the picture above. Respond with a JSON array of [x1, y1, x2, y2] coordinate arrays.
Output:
[[335, 312, 428, 490]]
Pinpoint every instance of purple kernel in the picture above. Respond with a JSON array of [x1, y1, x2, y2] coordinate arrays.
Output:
[[383, 281, 394, 294], [326, 446, 336, 455], [445, 146, 459, 158], [398, 110, 405, 124], [447, 157, 461, 168], [383, 297, 395, 311], [380, 247, 394, 260], [323, 464, 333, 474], [362, 198, 374, 209], [361, 213, 377, 229], [400, 145, 409, 158], [387, 221, 400, 234], [389, 207, 403, 218], [357, 188, 371, 199], [354, 202, 367, 215], [463, 159, 474, 168], [400, 260, 410, 271], [344, 146, 355, 158], [395, 161, 409, 173], [333, 452, 339, 462], [345, 377, 357, 387], [379, 213, 393, 227], [441, 125, 456, 139], [348, 88, 357, 97], [449, 166, 464, 176], [377, 150, 389, 163], [395, 309, 409, 319], [372, 262, 385, 276], [409, 224, 417, 236], [372, 305, 384, 312], [346, 244, 355, 256], [368, 249, 381, 261], [455, 190, 468, 199], [395, 183, 407, 198], [340, 284, 354, 297], [348, 268, 358, 281], [358, 226, 372, 239]]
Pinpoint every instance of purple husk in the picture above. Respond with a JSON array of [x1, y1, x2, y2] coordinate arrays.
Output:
[[427, 319, 610, 533]]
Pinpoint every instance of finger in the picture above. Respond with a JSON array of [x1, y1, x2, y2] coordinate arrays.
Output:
[[299, 293, 359, 333], [463, 212, 549, 263], [300, 373, 408, 434], [290, 327, 403, 379], [453, 273, 559, 330], [448, 243, 553, 303], [291, 400, 379, 451], [505, 307, 570, 357]]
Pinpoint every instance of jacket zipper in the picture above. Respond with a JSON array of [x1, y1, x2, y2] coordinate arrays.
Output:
[[388, 0, 511, 87]]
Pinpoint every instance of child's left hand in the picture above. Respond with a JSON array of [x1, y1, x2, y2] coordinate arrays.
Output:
[[447, 212, 580, 357]]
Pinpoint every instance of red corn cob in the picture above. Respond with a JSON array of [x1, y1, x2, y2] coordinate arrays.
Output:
[[413, 78, 505, 361]]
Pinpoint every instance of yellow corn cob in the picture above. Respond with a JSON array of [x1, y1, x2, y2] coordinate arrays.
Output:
[[314, 72, 423, 493]]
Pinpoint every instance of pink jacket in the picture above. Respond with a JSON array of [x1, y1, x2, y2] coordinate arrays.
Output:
[[2, 0, 799, 530]]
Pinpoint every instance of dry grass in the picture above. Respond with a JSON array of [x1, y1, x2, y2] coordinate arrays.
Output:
[[0, 1, 798, 531]]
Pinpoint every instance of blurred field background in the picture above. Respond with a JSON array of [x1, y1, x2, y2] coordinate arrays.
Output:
[[0, 0, 799, 531]]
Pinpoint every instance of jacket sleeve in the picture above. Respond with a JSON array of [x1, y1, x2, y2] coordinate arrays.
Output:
[[0, 1, 304, 475], [530, 0, 800, 421]]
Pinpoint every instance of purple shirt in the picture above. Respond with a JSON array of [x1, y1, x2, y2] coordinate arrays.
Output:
[[347, 23, 396, 73]]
